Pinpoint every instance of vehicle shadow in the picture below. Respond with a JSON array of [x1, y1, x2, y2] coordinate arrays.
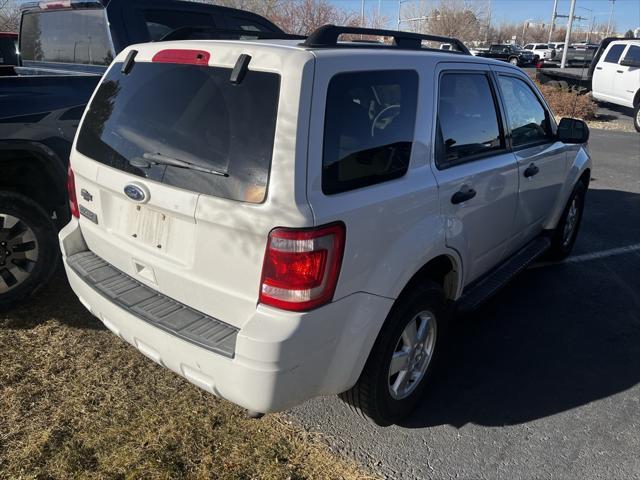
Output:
[[401, 188, 640, 428], [0, 266, 104, 331]]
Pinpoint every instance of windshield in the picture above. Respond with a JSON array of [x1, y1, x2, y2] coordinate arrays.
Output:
[[76, 61, 281, 203]]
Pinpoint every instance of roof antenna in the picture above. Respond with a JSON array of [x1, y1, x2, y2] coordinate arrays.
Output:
[[229, 54, 251, 85], [121, 49, 138, 75]]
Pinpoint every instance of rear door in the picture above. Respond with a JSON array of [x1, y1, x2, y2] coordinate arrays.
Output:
[[71, 43, 314, 328], [615, 44, 640, 108], [492, 67, 567, 250], [431, 63, 518, 284], [593, 43, 627, 101]]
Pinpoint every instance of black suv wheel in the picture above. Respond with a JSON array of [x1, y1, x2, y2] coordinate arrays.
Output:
[[0, 192, 59, 311]]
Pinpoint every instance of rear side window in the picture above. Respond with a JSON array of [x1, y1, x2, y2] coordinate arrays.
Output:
[[623, 45, 640, 63], [142, 9, 217, 41], [322, 70, 418, 195], [20, 9, 113, 65], [603, 44, 626, 64], [498, 76, 552, 147], [436, 72, 503, 168], [77, 61, 280, 203]]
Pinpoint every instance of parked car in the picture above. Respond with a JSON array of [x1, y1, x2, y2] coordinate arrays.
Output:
[[474, 44, 537, 66], [523, 42, 556, 61], [0, 0, 286, 310], [563, 43, 598, 66], [592, 39, 640, 132], [548, 42, 565, 52], [61, 25, 592, 426]]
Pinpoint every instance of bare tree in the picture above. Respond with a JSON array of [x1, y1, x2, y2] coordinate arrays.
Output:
[[401, 0, 488, 43], [0, 0, 20, 32]]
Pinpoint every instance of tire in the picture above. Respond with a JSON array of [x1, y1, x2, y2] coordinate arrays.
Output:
[[634, 103, 640, 133], [509, 57, 519, 66], [0, 191, 59, 311], [339, 282, 449, 426], [547, 180, 587, 261]]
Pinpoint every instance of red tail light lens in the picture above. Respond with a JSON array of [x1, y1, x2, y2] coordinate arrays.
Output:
[[152, 49, 210, 66], [67, 166, 79, 218], [259, 223, 345, 311]]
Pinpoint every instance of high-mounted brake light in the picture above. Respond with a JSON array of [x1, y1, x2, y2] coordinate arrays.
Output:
[[259, 223, 345, 311], [67, 166, 79, 218], [39, 0, 71, 9], [152, 49, 210, 66]]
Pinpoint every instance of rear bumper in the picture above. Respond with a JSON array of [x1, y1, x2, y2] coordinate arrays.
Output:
[[59, 219, 394, 413]]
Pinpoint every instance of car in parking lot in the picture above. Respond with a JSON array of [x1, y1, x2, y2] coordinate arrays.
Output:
[[61, 25, 592, 426], [523, 42, 556, 61], [474, 44, 537, 66]]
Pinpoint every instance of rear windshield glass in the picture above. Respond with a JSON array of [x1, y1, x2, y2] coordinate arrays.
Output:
[[76, 61, 280, 203], [20, 9, 113, 65]]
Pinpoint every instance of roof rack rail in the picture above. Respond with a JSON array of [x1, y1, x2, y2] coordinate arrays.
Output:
[[302, 24, 470, 55], [159, 26, 306, 42]]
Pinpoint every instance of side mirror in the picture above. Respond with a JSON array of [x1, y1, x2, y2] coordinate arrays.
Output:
[[620, 57, 640, 68], [558, 117, 589, 144]]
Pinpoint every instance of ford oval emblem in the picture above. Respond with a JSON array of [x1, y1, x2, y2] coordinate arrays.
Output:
[[124, 183, 148, 203]]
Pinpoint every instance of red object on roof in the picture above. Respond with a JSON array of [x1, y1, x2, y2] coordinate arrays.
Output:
[[0, 32, 18, 39]]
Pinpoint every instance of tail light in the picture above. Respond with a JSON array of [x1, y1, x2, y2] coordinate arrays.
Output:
[[259, 223, 345, 311], [67, 166, 79, 218]]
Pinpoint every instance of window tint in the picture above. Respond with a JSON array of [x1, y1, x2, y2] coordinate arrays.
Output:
[[230, 16, 272, 32], [322, 70, 418, 195], [436, 73, 503, 167], [524, 44, 533, 49], [20, 10, 113, 65], [77, 63, 280, 203], [604, 44, 626, 64], [143, 9, 217, 41], [535, 45, 547, 50], [498, 76, 552, 147], [623, 45, 640, 63]]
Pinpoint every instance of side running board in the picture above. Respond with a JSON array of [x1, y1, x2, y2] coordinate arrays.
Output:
[[457, 236, 551, 313]]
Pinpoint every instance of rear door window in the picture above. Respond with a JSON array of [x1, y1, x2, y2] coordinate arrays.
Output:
[[77, 61, 280, 203], [321, 70, 418, 195], [603, 44, 626, 64], [20, 9, 113, 65], [436, 72, 504, 168], [497, 75, 552, 147], [623, 45, 640, 63]]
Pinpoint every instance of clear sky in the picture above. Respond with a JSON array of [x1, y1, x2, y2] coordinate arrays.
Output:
[[332, 0, 640, 33]]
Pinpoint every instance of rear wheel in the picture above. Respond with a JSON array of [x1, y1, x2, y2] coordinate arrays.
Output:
[[509, 57, 519, 66], [0, 192, 59, 311], [547, 180, 587, 260], [339, 282, 449, 426], [634, 103, 640, 133]]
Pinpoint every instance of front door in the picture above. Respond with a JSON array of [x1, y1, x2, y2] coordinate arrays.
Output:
[[431, 64, 519, 284], [493, 70, 568, 250]]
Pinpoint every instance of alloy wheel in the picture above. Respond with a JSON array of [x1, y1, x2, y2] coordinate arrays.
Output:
[[0, 214, 39, 294], [388, 310, 437, 400]]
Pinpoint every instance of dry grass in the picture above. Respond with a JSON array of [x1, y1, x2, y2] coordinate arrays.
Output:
[[0, 272, 375, 480], [534, 80, 598, 121]]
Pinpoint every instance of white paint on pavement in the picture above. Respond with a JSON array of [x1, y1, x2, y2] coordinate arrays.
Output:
[[533, 243, 640, 268]]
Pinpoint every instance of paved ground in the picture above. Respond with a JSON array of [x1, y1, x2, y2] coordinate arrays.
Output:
[[290, 130, 640, 479]]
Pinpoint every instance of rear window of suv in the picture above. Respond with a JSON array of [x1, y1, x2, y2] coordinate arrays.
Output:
[[76, 61, 280, 203]]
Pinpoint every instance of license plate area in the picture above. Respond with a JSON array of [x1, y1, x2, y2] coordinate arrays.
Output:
[[128, 205, 169, 249]]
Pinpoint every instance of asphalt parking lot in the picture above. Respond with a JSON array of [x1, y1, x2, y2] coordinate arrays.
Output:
[[291, 129, 640, 479]]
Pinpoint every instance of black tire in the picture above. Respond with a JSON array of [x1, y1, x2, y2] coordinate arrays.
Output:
[[547, 180, 587, 261], [509, 57, 519, 66], [0, 191, 59, 311], [633, 103, 640, 133], [339, 282, 449, 426]]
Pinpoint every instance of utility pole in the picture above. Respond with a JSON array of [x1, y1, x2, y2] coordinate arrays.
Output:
[[361, 0, 365, 27], [548, 0, 558, 43], [606, 0, 616, 36], [484, 0, 492, 43], [560, 0, 576, 68]]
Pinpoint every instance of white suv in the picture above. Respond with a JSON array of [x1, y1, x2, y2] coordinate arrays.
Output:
[[523, 43, 556, 61], [61, 26, 592, 426]]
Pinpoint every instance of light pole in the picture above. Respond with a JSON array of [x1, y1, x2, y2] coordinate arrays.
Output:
[[578, 6, 593, 42], [560, 0, 576, 68], [606, 0, 616, 36], [548, 0, 558, 43]]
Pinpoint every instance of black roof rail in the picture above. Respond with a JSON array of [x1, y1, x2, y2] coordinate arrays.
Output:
[[302, 24, 470, 55], [159, 26, 306, 42]]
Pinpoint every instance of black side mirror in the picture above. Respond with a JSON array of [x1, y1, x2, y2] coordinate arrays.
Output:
[[620, 58, 640, 68], [558, 117, 589, 144]]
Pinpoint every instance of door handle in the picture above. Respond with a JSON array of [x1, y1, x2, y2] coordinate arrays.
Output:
[[451, 186, 477, 204], [596, 66, 603, 70], [616, 70, 623, 73], [524, 163, 540, 178]]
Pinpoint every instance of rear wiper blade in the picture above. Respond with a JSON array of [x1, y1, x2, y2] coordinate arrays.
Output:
[[141, 152, 228, 177]]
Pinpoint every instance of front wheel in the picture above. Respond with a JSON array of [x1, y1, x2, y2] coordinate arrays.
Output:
[[509, 57, 519, 66], [339, 282, 449, 426], [547, 180, 587, 260], [0, 192, 59, 311], [633, 103, 640, 133]]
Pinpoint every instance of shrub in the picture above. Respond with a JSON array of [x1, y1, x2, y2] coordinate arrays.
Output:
[[534, 80, 598, 121]]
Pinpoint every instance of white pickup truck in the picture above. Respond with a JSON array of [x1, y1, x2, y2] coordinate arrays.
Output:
[[591, 39, 640, 132]]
